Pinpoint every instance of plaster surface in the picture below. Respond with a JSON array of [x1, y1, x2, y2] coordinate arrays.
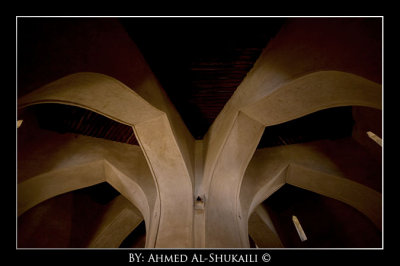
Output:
[[17, 18, 382, 248]]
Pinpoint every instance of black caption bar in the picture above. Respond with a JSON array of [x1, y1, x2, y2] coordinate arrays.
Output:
[[15, 249, 384, 265]]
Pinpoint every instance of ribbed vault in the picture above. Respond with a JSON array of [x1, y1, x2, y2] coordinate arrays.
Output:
[[17, 17, 382, 248]]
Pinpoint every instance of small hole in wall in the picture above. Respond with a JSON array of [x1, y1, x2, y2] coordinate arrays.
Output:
[[194, 196, 205, 210]]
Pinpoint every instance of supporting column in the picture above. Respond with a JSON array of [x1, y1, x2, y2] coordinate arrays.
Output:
[[134, 114, 194, 247], [205, 112, 264, 248], [193, 140, 205, 248]]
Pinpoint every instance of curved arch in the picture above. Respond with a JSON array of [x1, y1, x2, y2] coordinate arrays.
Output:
[[247, 163, 382, 229], [242, 164, 381, 249], [204, 70, 381, 247], [203, 70, 381, 202], [18, 72, 163, 125], [103, 160, 153, 247], [17, 158, 153, 244], [17, 107, 156, 246], [242, 70, 382, 126], [18, 160, 106, 216], [18, 73, 194, 247], [205, 112, 264, 248], [247, 166, 287, 219], [286, 163, 382, 230], [241, 140, 382, 248], [17, 123, 155, 220]]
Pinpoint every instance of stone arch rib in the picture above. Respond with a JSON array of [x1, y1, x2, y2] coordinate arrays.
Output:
[[242, 70, 382, 126], [17, 158, 152, 247], [18, 72, 164, 125], [205, 70, 381, 248], [241, 139, 382, 249], [18, 72, 194, 248], [18, 160, 107, 217]]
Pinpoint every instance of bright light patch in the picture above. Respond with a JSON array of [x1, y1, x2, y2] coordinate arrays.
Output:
[[292, 215, 307, 242], [17, 120, 23, 128], [367, 131, 382, 147]]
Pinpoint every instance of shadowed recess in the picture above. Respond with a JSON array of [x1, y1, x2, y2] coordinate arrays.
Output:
[[261, 184, 381, 248], [18, 182, 121, 248], [258, 106, 355, 148], [30, 104, 139, 145], [119, 221, 146, 248]]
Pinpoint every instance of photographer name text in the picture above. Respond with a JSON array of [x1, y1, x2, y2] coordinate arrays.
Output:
[[129, 252, 271, 263]]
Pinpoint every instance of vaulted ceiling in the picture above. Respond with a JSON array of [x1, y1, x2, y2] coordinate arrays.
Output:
[[17, 17, 382, 249], [18, 17, 355, 147]]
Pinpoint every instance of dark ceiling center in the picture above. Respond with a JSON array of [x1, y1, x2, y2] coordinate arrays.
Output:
[[119, 18, 286, 139]]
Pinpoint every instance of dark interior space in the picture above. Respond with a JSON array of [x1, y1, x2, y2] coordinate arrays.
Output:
[[29, 104, 139, 145], [17, 182, 144, 248], [22, 103, 356, 151], [257, 106, 354, 148], [262, 184, 381, 248], [119, 17, 286, 139]]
